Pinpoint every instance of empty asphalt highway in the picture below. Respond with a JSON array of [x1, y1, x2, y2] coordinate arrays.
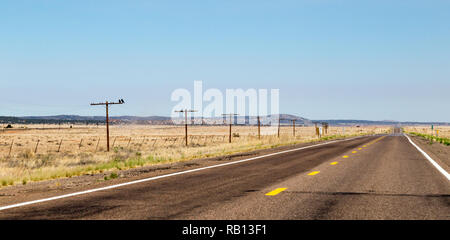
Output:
[[0, 134, 448, 219]]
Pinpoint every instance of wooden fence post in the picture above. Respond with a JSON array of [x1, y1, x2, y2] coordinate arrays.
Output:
[[95, 137, 100, 152], [34, 139, 40, 154], [139, 137, 146, 150], [112, 137, 117, 148], [57, 139, 63, 153], [127, 137, 132, 148], [8, 139, 14, 157]]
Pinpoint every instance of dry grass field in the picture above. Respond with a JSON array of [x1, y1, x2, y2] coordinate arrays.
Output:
[[403, 125, 450, 138], [0, 124, 391, 187]]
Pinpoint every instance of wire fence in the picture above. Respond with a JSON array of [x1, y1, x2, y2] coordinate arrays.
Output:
[[0, 134, 286, 157], [0, 125, 389, 158]]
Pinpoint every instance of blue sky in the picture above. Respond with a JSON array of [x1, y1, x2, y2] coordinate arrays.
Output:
[[1, 0, 449, 122]]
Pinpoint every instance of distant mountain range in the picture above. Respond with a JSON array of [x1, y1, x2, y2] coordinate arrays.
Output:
[[0, 115, 173, 125], [0, 115, 448, 126], [20, 115, 170, 121]]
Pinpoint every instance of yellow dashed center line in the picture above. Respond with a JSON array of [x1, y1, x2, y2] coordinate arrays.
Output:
[[265, 188, 287, 196], [308, 171, 320, 176], [288, 136, 386, 182]]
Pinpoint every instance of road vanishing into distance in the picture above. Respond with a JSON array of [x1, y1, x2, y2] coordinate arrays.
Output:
[[0, 133, 449, 219]]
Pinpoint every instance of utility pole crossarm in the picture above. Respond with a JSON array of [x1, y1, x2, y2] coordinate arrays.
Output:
[[174, 109, 197, 114], [90, 102, 123, 106]]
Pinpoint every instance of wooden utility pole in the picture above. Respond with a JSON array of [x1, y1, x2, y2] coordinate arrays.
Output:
[[278, 117, 281, 138], [321, 122, 328, 135], [314, 122, 319, 137], [291, 119, 296, 137], [257, 116, 261, 140], [222, 113, 238, 143], [279, 118, 297, 137], [175, 109, 197, 146], [90, 99, 125, 152]]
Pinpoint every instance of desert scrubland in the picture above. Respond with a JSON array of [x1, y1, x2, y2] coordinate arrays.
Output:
[[403, 125, 450, 146], [403, 125, 450, 138], [0, 124, 391, 187]]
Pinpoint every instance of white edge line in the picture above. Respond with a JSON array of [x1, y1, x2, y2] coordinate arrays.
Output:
[[404, 134, 450, 181], [0, 135, 367, 211]]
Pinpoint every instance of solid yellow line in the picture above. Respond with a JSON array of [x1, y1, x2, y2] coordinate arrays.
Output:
[[342, 155, 349, 158], [358, 148, 362, 150], [363, 145, 367, 147], [330, 162, 338, 165], [308, 171, 320, 176], [265, 188, 287, 196], [352, 151, 357, 153]]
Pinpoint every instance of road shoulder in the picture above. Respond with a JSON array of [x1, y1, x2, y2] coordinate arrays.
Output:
[[407, 135, 449, 173]]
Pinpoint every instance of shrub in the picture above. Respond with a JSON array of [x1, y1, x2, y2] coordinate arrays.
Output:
[[110, 172, 118, 179], [104, 172, 119, 180], [409, 132, 449, 147]]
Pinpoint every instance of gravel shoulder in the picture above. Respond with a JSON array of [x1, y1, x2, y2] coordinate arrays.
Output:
[[408, 134, 450, 173]]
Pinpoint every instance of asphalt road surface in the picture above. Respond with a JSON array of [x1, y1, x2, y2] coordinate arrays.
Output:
[[0, 134, 448, 219]]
